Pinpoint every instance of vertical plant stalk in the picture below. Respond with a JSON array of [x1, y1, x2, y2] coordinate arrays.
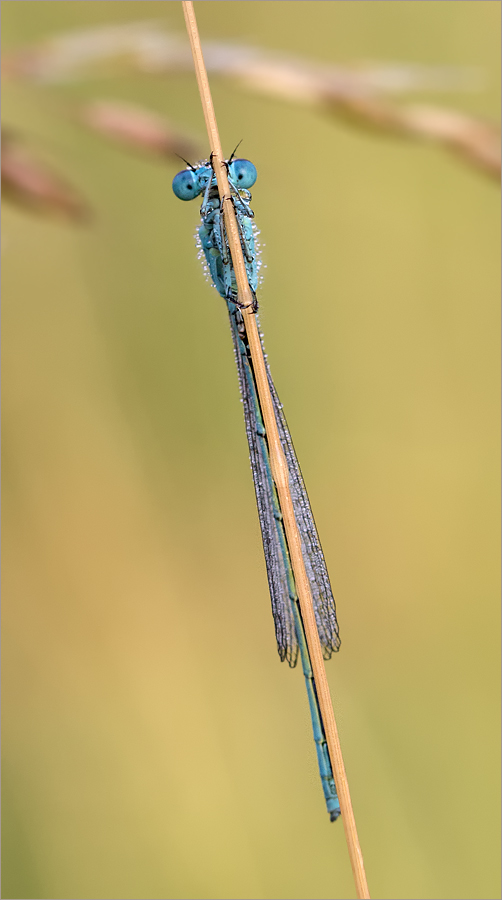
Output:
[[181, 4, 370, 898]]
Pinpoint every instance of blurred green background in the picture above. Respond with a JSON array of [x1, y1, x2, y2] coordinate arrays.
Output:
[[1, 3, 500, 899]]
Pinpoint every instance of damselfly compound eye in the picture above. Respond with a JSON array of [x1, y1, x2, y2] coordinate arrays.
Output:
[[172, 169, 200, 201], [228, 159, 257, 189]]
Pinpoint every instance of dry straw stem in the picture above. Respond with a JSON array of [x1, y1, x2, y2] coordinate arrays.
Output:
[[181, 3, 370, 898]]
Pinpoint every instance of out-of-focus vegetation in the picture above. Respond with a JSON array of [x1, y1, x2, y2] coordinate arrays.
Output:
[[1, 3, 500, 899]]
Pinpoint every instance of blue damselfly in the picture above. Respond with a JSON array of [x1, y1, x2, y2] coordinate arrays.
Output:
[[173, 155, 341, 821]]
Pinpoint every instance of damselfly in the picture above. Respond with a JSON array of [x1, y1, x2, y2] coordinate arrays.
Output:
[[173, 156, 341, 821]]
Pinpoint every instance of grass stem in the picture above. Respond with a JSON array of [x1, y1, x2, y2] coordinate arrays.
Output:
[[182, 4, 370, 897]]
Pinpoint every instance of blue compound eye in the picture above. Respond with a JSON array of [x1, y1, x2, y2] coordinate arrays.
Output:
[[228, 159, 257, 189], [172, 169, 200, 201]]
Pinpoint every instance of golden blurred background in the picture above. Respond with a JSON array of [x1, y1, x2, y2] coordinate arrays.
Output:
[[1, 3, 500, 898]]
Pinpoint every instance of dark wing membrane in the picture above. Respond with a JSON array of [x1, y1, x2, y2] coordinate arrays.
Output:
[[228, 304, 298, 667], [257, 318, 341, 659]]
